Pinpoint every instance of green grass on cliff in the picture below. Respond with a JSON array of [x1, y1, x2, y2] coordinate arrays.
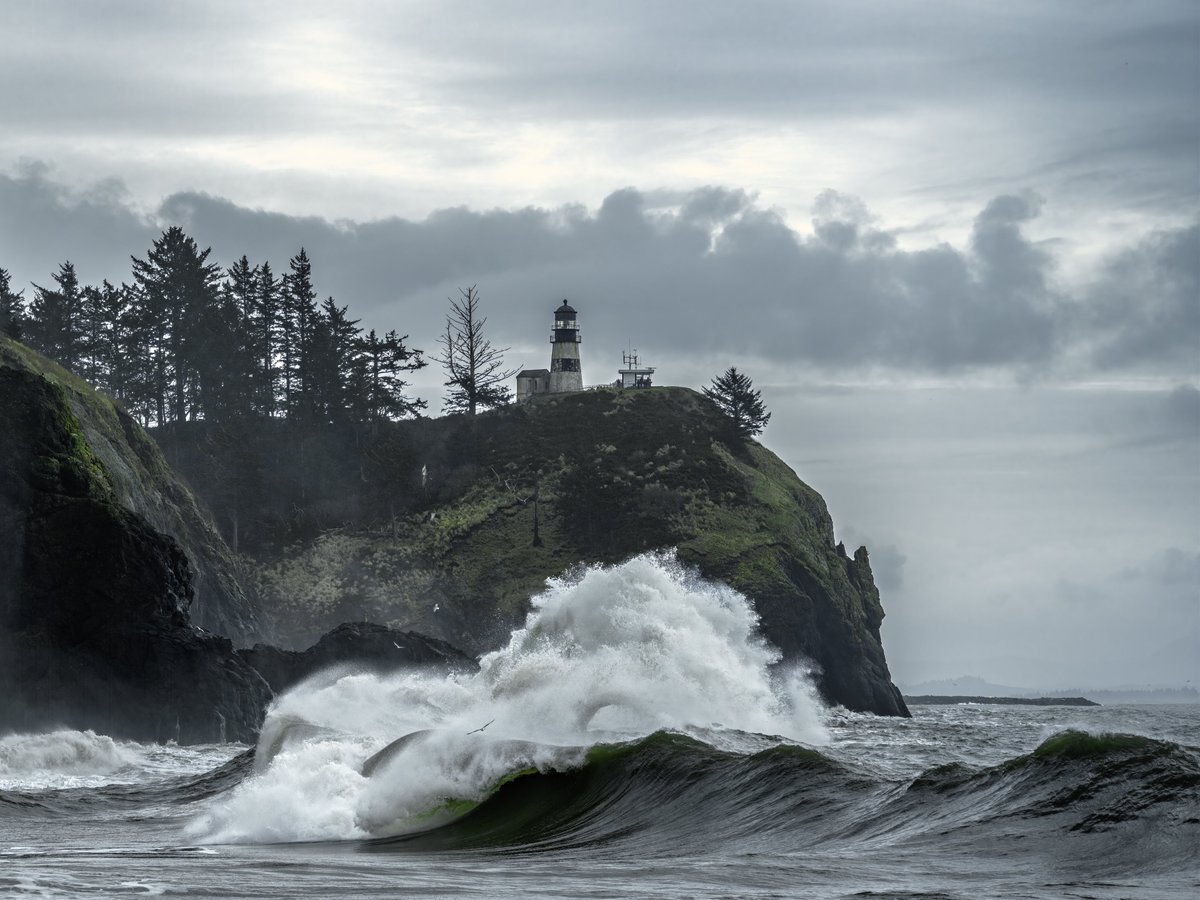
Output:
[[1, 336, 116, 501], [244, 385, 875, 651]]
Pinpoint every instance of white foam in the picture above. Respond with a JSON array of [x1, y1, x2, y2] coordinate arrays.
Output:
[[187, 551, 829, 843], [0, 730, 142, 790], [0, 729, 244, 792]]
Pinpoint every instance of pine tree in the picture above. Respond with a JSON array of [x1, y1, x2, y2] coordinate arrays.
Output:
[[89, 281, 137, 403], [27, 261, 86, 369], [78, 279, 130, 389], [130, 227, 223, 424], [0, 267, 26, 340], [359, 328, 427, 425], [282, 248, 319, 420], [216, 256, 262, 420], [256, 261, 281, 417], [225, 255, 258, 323], [702, 367, 771, 438], [306, 296, 361, 423], [436, 285, 516, 415]]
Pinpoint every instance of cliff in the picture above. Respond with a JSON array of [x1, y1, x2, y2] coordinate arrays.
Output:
[[158, 386, 909, 716], [0, 336, 272, 741], [0, 336, 269, 645]]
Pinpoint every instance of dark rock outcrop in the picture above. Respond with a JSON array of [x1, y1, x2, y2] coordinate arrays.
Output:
[[0, 336, 268, 645], [239, 623, 478, 694], [0, 349, 272, 742]]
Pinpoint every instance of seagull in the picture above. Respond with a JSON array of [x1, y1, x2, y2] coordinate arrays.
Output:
[[466, 719, 494, 735], [433, 603, 440, 613], [393, 641, 405, 650]]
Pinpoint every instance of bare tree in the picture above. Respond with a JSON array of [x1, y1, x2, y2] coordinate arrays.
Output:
[[436, 285, 517, 415]]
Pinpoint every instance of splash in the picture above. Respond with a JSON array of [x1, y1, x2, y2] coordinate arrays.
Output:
[[187, 551, 828, 843], [0, 730, 141, 790]]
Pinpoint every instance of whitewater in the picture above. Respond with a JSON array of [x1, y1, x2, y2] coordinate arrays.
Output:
[[1, 553, 1198, 898]]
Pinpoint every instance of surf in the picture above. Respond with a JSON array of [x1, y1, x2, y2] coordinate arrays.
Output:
[[186, 551, 829, 843]]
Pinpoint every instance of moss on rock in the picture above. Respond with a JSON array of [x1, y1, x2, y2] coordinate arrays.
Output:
[[225, 386, 907, 715]]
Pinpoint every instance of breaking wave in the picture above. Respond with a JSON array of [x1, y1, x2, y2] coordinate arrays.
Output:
[[186, 551, 828, 843]]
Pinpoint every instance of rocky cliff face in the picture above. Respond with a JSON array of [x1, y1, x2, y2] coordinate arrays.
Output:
[[0, 337, 274, 741], [176, 387, 908, 716], [0, 336, 268, 645], [1, 334, 908, 722]]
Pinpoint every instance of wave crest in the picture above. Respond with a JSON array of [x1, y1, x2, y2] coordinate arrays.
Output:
[[188, 552, 829, 843]]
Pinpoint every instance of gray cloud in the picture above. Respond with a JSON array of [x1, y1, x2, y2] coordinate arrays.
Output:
[[0, 162, 156, 285], [3, 167, 1197, 383], [1083, 222, 1200, 370], [1, 0, 1195, 236]]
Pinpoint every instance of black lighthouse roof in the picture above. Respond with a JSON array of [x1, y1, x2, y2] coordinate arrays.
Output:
[[555, 300, 576, 314]]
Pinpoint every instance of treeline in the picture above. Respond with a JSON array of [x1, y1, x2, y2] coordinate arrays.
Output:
[[0, 227, 425, 428]]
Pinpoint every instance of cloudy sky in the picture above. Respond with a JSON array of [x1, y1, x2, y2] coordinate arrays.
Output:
[[2, 0, 1197, 690]]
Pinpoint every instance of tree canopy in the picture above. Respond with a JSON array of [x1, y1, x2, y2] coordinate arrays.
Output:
[[703, 366, 771, 438], [5, 229, 425, 431]]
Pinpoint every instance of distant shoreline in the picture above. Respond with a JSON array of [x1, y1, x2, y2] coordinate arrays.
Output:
[[905, 695, 1100, 707]]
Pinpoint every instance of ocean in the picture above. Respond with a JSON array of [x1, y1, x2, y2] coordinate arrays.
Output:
[[1, 555, 1197, 899]]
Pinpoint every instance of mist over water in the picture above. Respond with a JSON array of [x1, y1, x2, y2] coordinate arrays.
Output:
[[187, 552, 828, 843]]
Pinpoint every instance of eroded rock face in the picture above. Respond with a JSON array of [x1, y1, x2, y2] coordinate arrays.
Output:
[[0, 351, 272, 743], [0, 337, 269, 647]]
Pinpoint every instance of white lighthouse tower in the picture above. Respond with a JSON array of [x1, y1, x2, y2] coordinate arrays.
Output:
[[548, 300, 583, 393]]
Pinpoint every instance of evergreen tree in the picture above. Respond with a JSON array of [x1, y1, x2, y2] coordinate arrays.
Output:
[[122, 280, 165, 425], [256, 261, 282, 417], [78, 279, 131, 389], [282, 248, 319, 420], [27, 261, 86, 369], [216, 256, 263, 420], [225, 255, 258, 323], [195, 286, 256, 422], [89, 280, 138, 403], [358, 328, 427, 425], [702, 367, 771, 438], [436, 285, 516, 415], [0, 267, 26, 340], [309, 296, 363, 423], [131, 227, 223, 424]]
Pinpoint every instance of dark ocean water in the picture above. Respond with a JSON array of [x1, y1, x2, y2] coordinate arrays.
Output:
[[2, 557, 1197, 898], [1, 705, 1198, 898]]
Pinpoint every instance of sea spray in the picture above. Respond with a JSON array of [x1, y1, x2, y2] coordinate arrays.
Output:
[[0, 730, 142, 790], [187, 551, 829, 843], [0, 729, 237, 791]]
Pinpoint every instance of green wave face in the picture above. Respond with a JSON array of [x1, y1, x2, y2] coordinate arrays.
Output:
[[362, 728, 1200, 856], [1030, 729, 1174, 760]]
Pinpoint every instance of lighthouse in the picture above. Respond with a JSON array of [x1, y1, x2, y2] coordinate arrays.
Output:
[[548, 300, 583, 393]]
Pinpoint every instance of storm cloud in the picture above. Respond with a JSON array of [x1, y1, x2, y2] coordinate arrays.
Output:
[[2, 166, 1194, 383], [1, 2, 1196, 691], [2, 1, 1195, 241]]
